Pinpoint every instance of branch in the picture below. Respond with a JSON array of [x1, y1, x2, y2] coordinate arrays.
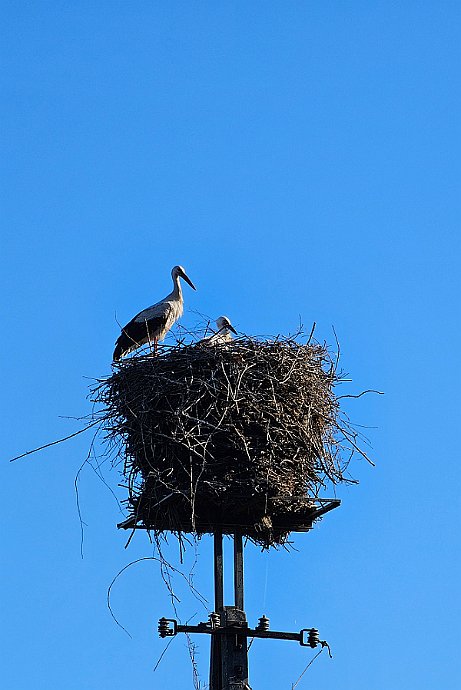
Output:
[[9, 419, 101, 462]]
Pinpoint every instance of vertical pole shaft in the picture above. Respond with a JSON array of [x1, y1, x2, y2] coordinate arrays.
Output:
[[214, 530, 224, 612], [234, 532, 244, 611], [221, 533, 249, 688], [210, 531, 224, 690]]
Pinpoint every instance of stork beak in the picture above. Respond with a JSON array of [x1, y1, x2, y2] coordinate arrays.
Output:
[[228, 324, 237, 335], [181, 270, 196, 290]]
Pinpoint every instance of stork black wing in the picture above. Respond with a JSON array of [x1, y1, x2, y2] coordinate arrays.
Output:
[[113, 313, 168, 360]]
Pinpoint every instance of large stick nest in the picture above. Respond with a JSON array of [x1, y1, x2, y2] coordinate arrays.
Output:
[[94, 335, 362, 548]]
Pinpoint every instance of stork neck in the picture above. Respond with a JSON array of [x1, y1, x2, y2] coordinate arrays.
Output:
[[172, 274, 183, 300]]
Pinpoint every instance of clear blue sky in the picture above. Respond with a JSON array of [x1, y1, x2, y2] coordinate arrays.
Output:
[[2, 2, 460, 688]]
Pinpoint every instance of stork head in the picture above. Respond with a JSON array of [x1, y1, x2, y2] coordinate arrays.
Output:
[[216, 316, 237, 335], [172, 265, 196, 290]]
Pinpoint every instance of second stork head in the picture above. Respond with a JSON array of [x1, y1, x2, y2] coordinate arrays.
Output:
[[216, 316, 237, 335]]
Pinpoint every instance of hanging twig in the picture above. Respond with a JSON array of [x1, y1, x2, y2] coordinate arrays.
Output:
[[291, 647, 325, 689]]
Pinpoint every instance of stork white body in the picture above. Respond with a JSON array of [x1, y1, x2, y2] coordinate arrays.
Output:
[[202, 316, 237, 346], [113, 265, 196, 360]]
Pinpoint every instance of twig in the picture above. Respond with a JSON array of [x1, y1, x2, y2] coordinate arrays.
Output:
[[291, 647, 325, 689], [9, 419, 101, 462]]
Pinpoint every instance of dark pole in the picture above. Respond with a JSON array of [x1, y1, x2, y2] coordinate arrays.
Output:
[[214, 531, 224, 611], [221, 532, 249, 689], [234, 532, 244, 611], [211, 531, 250, 689], [210, 531, 224, 690]]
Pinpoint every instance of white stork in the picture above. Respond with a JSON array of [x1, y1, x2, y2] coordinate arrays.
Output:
[[113, 265, 196, 360], [202, 316, 237, 346]]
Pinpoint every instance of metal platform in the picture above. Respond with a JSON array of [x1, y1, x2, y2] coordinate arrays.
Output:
[[117, 497, 340, 534]]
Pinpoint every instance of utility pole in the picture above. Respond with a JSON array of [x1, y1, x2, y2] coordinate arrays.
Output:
[[209, 531, 249, 689], [155, 498, 339, 689]]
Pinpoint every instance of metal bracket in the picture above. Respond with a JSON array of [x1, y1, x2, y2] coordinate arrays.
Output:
[[158, 616, 323, 649], [158, 617, 177, 637]]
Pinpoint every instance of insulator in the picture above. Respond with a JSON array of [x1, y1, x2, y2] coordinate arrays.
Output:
[[158, 617, 172, 638], [209, 612, 221, 629], [256, 615, 270, 632], [308, 628, 320, 648]]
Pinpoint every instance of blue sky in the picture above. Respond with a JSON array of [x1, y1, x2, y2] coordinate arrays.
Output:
[[2, 2, 460, 688]]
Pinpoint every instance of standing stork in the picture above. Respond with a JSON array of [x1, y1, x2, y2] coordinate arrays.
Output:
[[202, 316, 237, 346], [113, 265, 196, 360]]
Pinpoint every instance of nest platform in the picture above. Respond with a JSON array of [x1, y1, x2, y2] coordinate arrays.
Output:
[[96, 336, 353, 548]]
